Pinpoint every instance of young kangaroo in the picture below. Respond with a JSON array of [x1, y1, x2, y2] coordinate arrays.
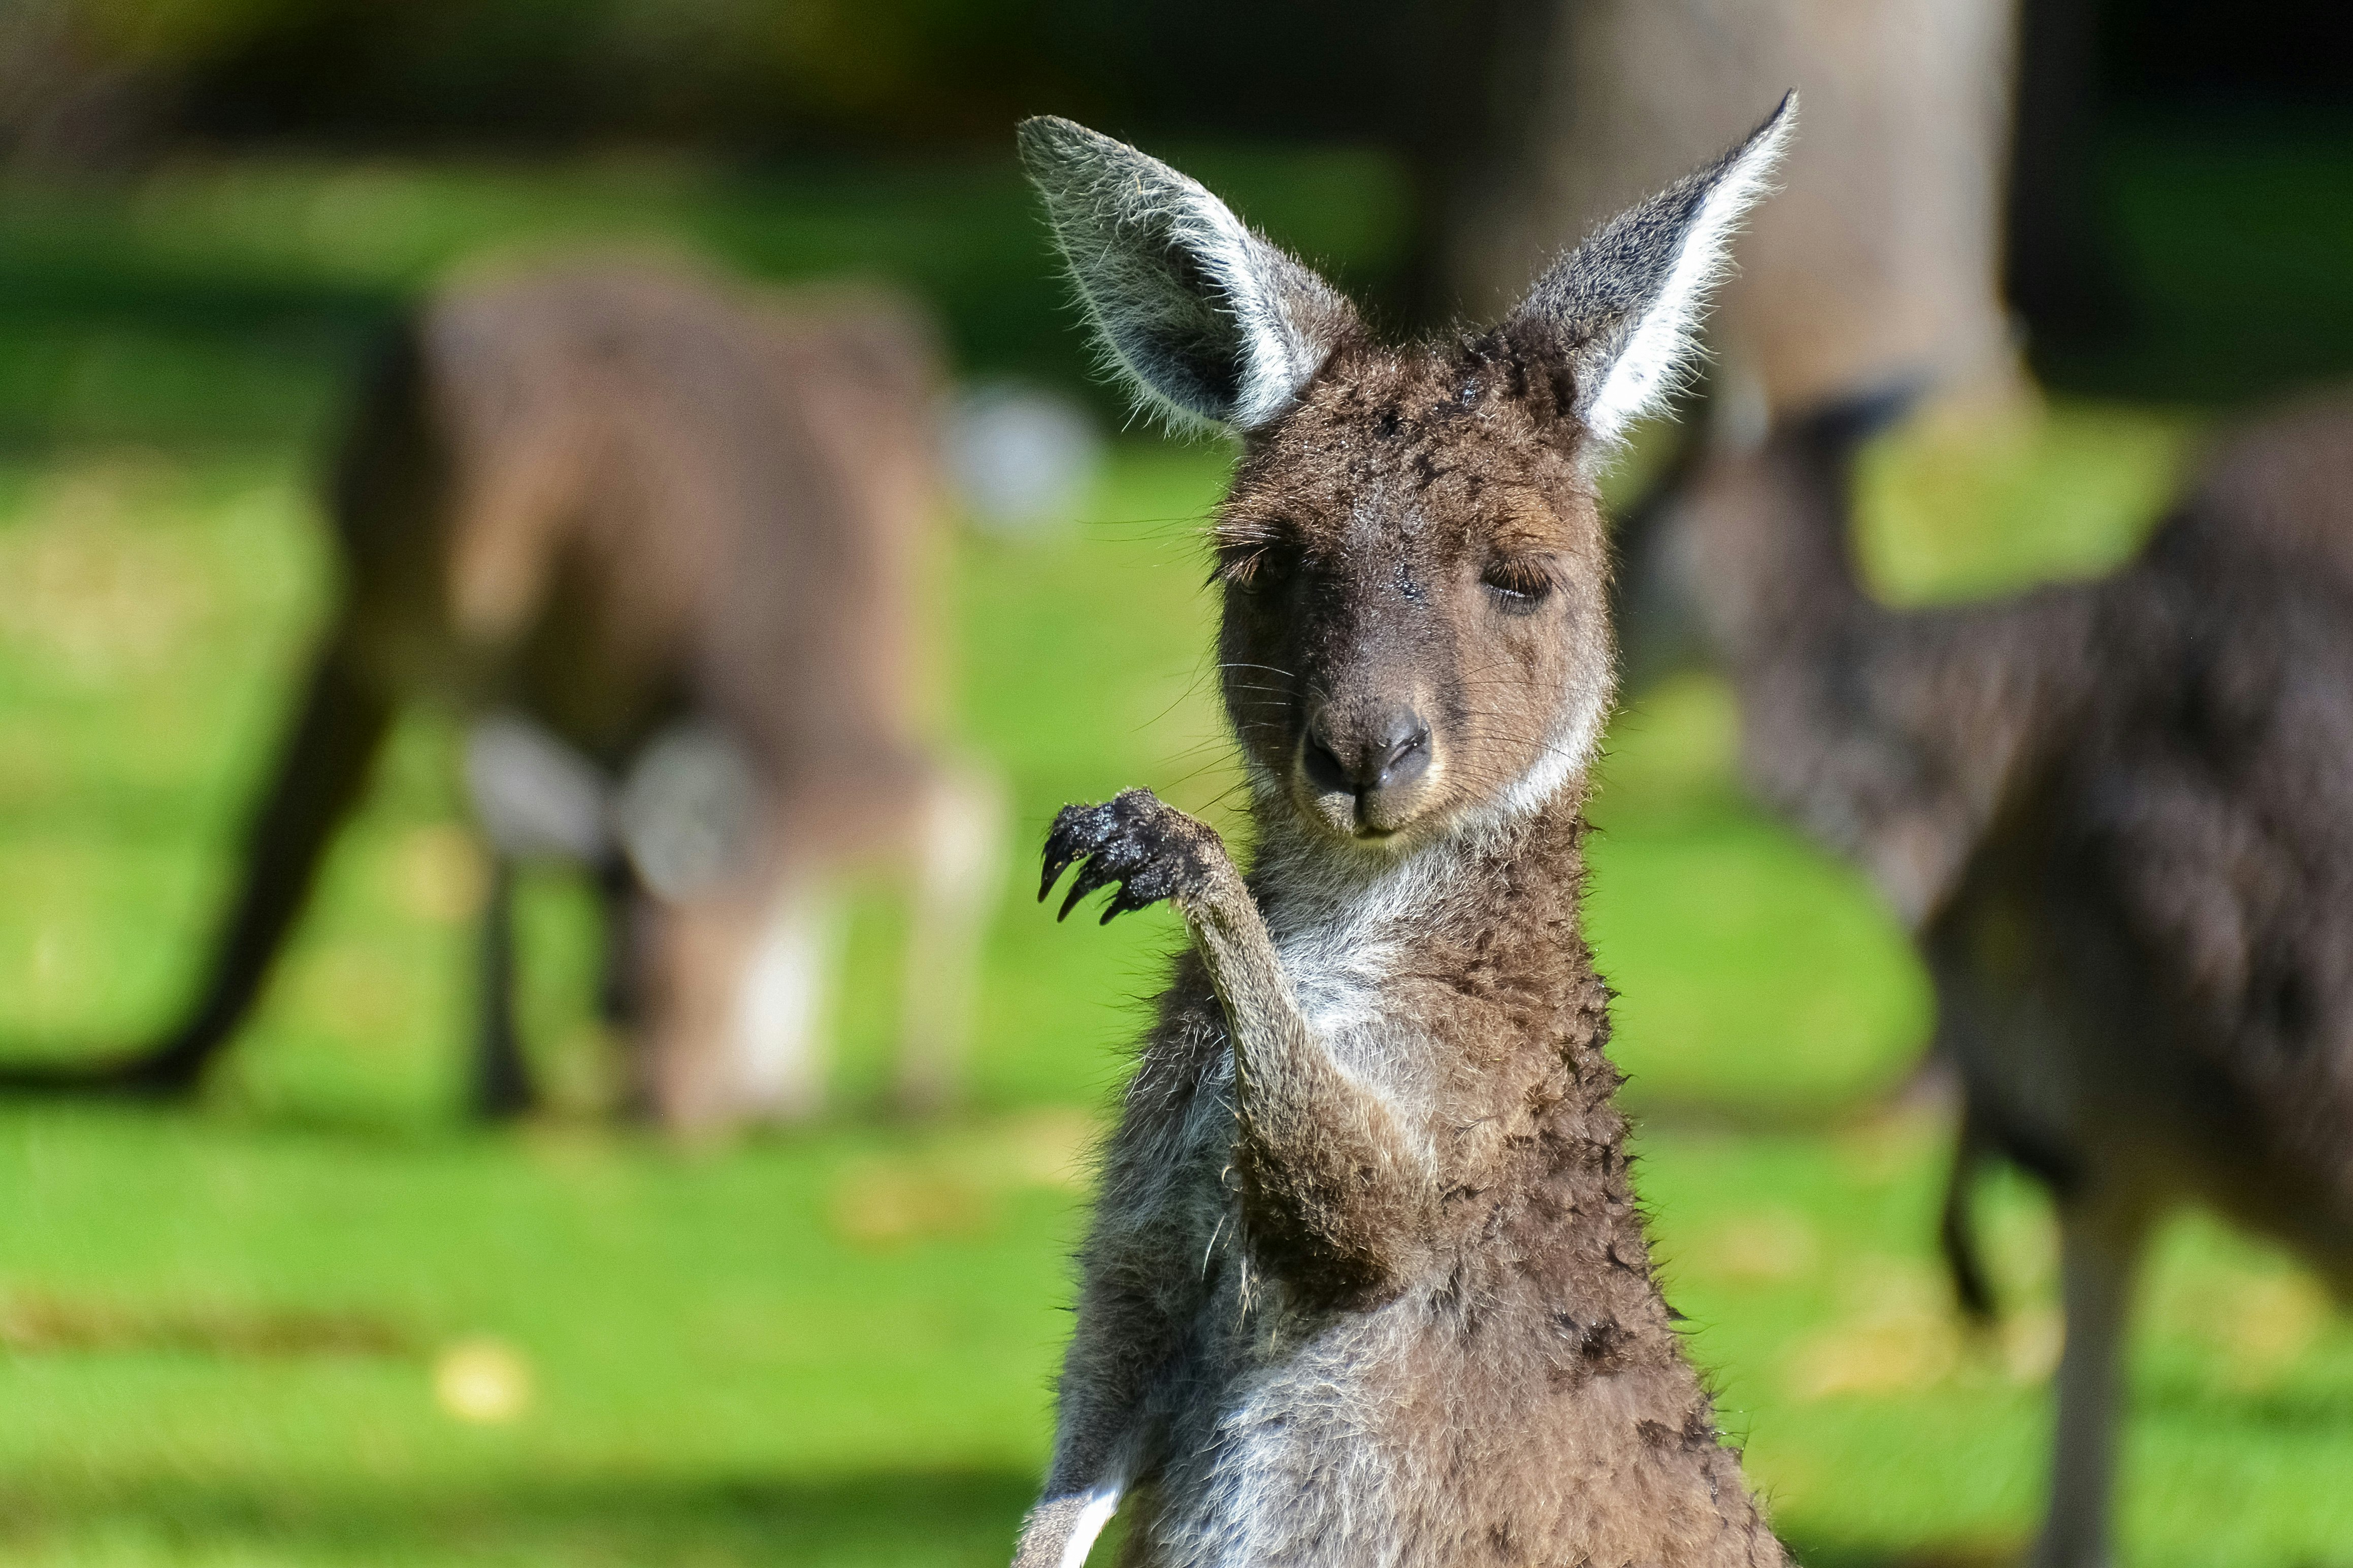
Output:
[[1011, 103, 1795, 1568], [0, 257, 1001, 1129], [1629, 391, 2353, 1568]]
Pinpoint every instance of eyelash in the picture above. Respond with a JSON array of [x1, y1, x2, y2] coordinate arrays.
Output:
[[1217, 548, 1272, 590], [1482, 558, 1555, 611]]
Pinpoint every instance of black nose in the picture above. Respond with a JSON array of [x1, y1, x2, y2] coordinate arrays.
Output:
[[1303, 709, 1432, 798]]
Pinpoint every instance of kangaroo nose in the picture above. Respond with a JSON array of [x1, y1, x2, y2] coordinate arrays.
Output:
[[1303, 709, 1432, 798]]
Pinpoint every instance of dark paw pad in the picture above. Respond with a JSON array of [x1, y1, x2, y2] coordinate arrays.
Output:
[[1039, 788, 1219, 924]]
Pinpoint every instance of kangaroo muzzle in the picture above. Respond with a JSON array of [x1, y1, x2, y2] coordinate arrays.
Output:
[[1298, 699, 1437, 839]]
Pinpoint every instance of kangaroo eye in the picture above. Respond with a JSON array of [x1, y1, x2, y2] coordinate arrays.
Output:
[[1214, 526, 1293, 594], [1481, 558, 1555, 614], [1218, 547, 1273, 592]]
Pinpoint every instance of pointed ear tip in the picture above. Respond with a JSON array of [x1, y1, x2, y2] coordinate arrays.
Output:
[[1015, 115, 1099, 169], [1724, 92, 1798, 179]]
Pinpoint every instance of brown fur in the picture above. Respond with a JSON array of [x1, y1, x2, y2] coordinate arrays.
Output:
[[0, 256, 999, 1128], [1636, 391, 2353, 1568], [1014, 114, 1793, 1568]]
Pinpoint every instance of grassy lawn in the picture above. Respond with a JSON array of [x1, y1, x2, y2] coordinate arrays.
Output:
[[0, 135, 2348, 1567]]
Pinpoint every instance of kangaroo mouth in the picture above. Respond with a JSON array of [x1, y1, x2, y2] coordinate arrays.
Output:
[[1292, 773, 1436, 846]]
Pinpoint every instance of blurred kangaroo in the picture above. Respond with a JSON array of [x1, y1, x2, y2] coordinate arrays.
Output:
[[1010, 104, 1795, 1568], [0, 257, 1002, 1130], [1629, 389, 2353, 1568]]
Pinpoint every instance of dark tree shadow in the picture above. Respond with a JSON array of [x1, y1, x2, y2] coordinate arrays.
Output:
[[0, 1467, 1040, 1566], [1781, 1535, 2023, 1568]]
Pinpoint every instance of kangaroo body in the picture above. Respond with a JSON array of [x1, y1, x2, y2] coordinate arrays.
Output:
[[1012, 108, 1795, 1567], [7, 257, 999, 1127], [1637, 392, 2353, 1568], [1048, 806, 1758, 1566]]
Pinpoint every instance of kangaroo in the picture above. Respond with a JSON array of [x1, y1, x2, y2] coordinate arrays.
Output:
[[1009, 103, 1795, 1568], [0, 256, 1002, 1130], [1628, 390, 2353, 1568]]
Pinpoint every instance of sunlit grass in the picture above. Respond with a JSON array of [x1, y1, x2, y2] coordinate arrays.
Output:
[[0, 142, 2347, 1567]]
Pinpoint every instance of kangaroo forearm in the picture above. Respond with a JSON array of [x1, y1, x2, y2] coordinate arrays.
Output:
[[1039, 789, 1435, 1279], [1175, 866, 1436, 1268], [1173, 860, 1303, 1071], [1012, 1487, 1121, 1568], [1032, 1235, 1177, 1500], [1236, 1078, 1437, 1291], [1039, 1319, 1151, 1496], [1019, 1377, 1141, 1568]]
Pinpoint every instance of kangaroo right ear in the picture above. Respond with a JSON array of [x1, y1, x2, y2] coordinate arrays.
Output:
[[1018, 116, 1357, 432], [1510, 93, 1795, 455]]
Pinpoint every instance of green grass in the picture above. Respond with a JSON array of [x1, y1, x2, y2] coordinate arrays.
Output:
[[0, 147, 1409, 452], [0, 138, 2350, 1567]]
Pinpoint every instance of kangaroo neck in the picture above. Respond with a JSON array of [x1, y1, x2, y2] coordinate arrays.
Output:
[[1242, 786, 1591, 963], [1734, 451, 1886, 669]]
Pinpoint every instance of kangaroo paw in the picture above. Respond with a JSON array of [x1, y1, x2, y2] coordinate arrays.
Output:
[[1040, 788, 1223, 924]]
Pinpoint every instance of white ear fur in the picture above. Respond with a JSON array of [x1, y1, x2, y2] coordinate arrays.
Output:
[[1585, 108, 1792, 442], [1165, 204, 1333, 430], [1018, 116, 1355, 431], [1514, 94, 1796, 453]]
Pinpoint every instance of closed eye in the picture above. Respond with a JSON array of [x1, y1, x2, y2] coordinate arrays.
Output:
[[1481, 557, 1557, 614], [1216, 548, 1272, 591], [1211, 517, 1289, 593]]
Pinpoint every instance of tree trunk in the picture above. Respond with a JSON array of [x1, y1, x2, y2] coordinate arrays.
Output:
[[1447, 0, 2034, 423]]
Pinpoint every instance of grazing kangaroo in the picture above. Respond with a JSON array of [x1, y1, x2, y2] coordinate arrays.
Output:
[[0, 257, 1001, 1129], [1011, 103, 1795, 1568], [1628, 390, 2353, 1568]]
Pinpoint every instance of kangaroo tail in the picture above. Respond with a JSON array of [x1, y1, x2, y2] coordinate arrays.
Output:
[[128, 638, 394, 1092], [0, 638, 395, 1099]]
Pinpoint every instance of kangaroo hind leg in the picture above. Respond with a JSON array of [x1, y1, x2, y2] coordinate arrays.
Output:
[[2031, 1190, 2153, 1568]]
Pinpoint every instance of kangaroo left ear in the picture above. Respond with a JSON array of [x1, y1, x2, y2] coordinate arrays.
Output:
[[1509, 93, 1795, 455], [1018, 116, 1358, 432]]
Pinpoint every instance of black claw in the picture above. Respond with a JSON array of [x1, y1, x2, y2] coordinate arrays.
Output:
[[1042, 813, 1086, 910], [1058, 856, 1121, 921], [1039, 792, 1198, 929], [1040, 803, 1118, 905]]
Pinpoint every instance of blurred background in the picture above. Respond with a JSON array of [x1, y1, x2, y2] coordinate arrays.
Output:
[[0, 1, 2348, 1564]]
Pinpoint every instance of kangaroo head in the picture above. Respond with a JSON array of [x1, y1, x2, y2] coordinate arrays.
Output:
[[1020, 101, 1791, 852]]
